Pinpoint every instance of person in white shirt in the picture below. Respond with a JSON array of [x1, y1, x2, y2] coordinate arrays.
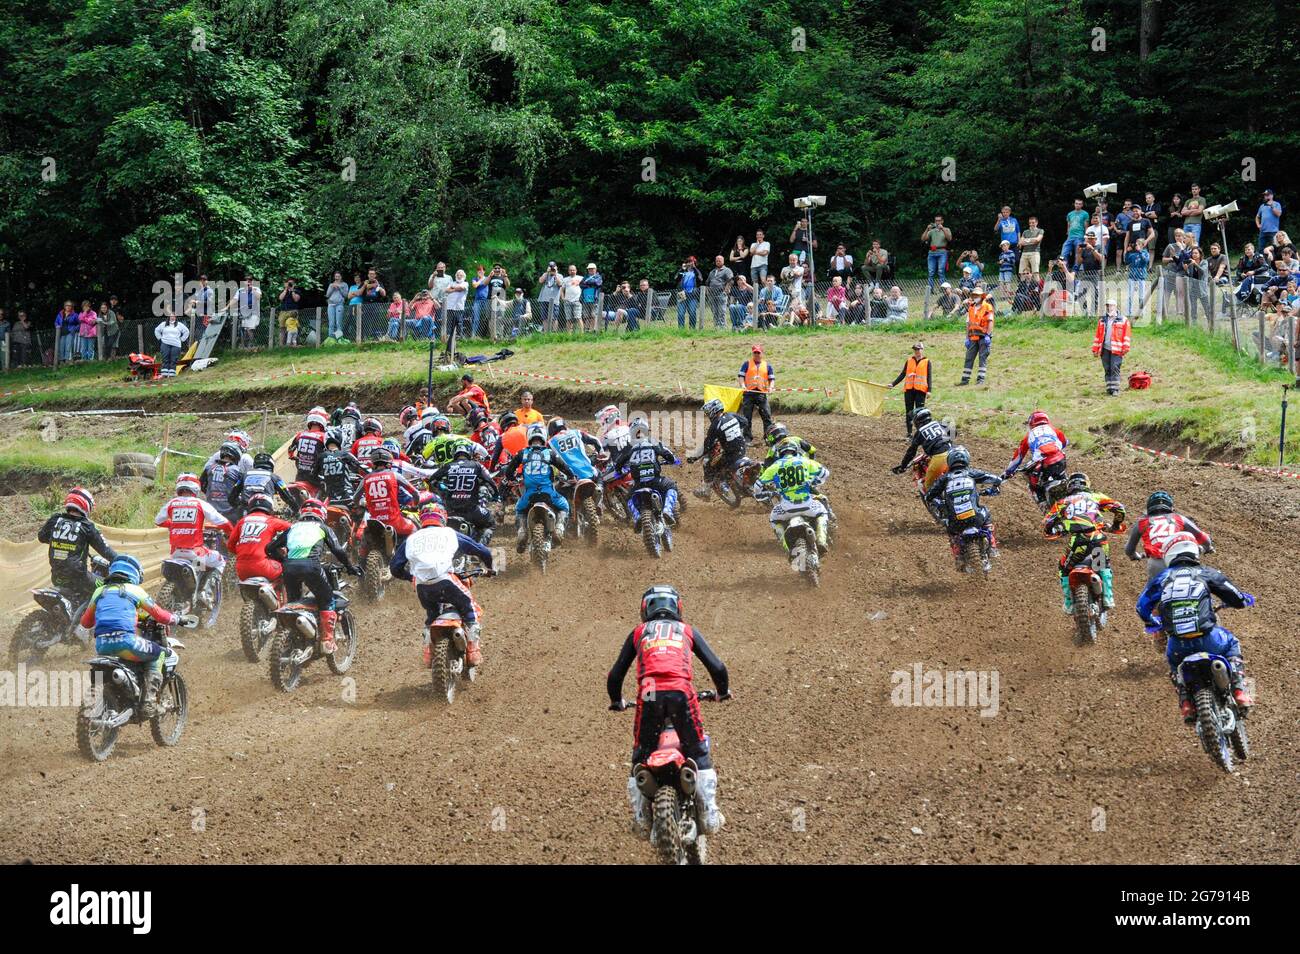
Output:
[[749, 229, 771, 286]]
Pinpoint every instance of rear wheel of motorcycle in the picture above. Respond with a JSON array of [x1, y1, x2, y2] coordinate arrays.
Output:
[[8, 610, 51, 666], [201, 576, 223, 630], [804, 529, 820, 588], [1229, 715, 1250, 762], [1196, 688, 1233, 772], [155, 582, 179, 615], [653, 787, 685, 865], [326, 611, 357, 675], [715, 480, 741, 508], [362, 550, 386, 601], [239, 602, 274, 662], [150, 672, 188, 746], [979, 537, 993, 578], [1071, 585, 1095, 646], [76, 685, 120, 762], [581, 498, 600, 547], [268, 628, 303, 693], [431, 635, 456, 705], [530, 522, 548, 574], [642, 516, 662, 559], [686, 834, 708, 866]]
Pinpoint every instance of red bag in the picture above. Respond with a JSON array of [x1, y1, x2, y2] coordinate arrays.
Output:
[[1128, 370, 1152, 390]]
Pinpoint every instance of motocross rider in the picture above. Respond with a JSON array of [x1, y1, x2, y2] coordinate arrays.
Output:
[[1004, 410, 1069, 508], [607, 585, 731, 839], [317, 429, 364, 505], [265, 499, 361, 654], [608, 417, 680, 531], [501, 423, 576, 552], [754, 439, 831, 559], [288, 407, 331, 491], [1042, 472, 1126, 612], [891, 407, 953, 492], [226, 493, 292, 583], [350, 417, 385, 462], [360, 447, 422, 541], [200, 441, 247, 523], [230, 452, 299, 514], [688, 398, 750, 499], [38, 487, 117, 609], [154, 473, 232, 574], [596, 404, 632, 453], [923, 446, 1002, 563], [1124, 490, 1214, 581], [1136, 532, 1254, 722], [427, 439, 499, 543]]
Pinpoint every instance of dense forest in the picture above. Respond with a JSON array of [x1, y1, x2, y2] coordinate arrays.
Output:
[[1, 0, 1297, 314]]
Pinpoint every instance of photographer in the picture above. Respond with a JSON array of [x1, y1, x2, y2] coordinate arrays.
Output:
[[921, 214, 952, 291], [537, 261, 561, 331]]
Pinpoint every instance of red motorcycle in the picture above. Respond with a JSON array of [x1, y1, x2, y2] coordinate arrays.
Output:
[[596, 452, 634, 523], [697, 444, 764, 508], [235, 575, 285, 662]]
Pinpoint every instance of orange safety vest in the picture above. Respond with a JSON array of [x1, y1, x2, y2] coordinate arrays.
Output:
[[743, 359, 772, 392], [966, 302, 994, 339], [515, 407, 544, 427], [903, 356, 930, 393]]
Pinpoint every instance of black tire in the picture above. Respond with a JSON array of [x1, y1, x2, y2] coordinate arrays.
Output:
[[715, 480, 742, 508], [653, 786, 685, 865], [150, 672, 188, 746], [431, 634, 456, 704], [1072, 585, 1095, 646], [155, 581, 179, 615], [362, 550, 386, 602], [961, 539, 978, 575], [686, 834, 708, 866], [581, 497, 600, 547], [804, 529, 820, 588], [1229, 714, 1250, 762], [8, 610, 52, 666], [76, 684, 121, 762], [642, 515, 662, 558], [239, 601, 275, 662], [1196, 688, 1233, 772], [326, 611, 357, 675], [200, 576, 222, 630], [530, 521, 548, 574], [268, 627, 303, 693]]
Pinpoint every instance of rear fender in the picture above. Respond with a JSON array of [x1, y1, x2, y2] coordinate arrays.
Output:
[[630, 489, 662, 514], [31, 589, 72, 620], [161, 559, 198, 592], [571, 479, 596, 505], [528, 503, 556, 530]]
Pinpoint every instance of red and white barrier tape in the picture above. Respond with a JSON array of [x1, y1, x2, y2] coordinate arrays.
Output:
[[484, 365, 837, 396], [1126, 442, 1300, 481]]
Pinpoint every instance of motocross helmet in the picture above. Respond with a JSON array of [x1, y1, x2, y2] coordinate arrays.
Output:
[[246, 493, 275, 515], [253, 452, 276, 471], [419, 504, 447, 528], [1162, 531, 1201, 566], [226, 430, 251, 450], [342, 403, 361, 422], [1065, 472, 1090, 495], [64, 487, 95, 518], [596, 404, 621, 428], [175, 473, 201, 496], [1146, 490, 1174, 515], [218, 441, 242, 463], [107, 554, 143, 586], [548, 417, 567, 437], [431, 415, 451, 435], [641, 585, 683, 622], [451, 439, 474, 460], [300, 498, 327, 522], [361, 417, 383, 436], [526, 423, 546, 446], [369, 447, 393, 467], [947, 446, 971, 470], [399, 406, 418, 427], [775, 438, 801, 458], [419, 406, 438, 424], [913, 407, 933, 428], [629, 417, 650, 441], [465, 406, 486, 429], [306, 406, 329, 428], [702, 399, 724, 419], [1027, 410, 1051, 427], [766, 423, 790, 446], [324, 427, 343, 449], [382, 438, 403, 457], [498, 412, 518, 430]]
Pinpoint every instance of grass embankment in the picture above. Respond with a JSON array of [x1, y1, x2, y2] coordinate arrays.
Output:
[[1, 320, 1295, 464]]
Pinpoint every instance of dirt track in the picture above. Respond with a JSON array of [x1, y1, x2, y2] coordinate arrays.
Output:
[[2, 413, 1297, 864]]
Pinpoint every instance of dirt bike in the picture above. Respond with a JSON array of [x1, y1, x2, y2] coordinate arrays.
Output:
[[286, 478, 322, 511], [76, 615, 195, 762], [598, 457, 633, 523], [1174, 606, 1250, 773], [698, 445, 765, 508], [155, 548, 224, 630], [8, 556, 108, 665], [236, 576, 284, 662], [624, 690, 718, 865], [268, 564, 358, 692], [1008, 461, 1068, 514], [563, 476, 602, 547], [1051, 524, 1125, 647], [324, 499, 361, 567], [781, 512, 823, 587], [424, 569, 488, 705], [910, 456, 947, 527], [525, 498, 559, 574], [948, 487, 1000, 578], [355, 516, 397, 601], [629, 487, 673, 558]]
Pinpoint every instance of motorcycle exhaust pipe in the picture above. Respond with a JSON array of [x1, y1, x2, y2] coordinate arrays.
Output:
[[1210, 658, 1232, 692], [293, 616, 317, 640], [110, 669, 130, 686], [634, 767, 658, 797], [679, 765, 698, 796], [256, 586, 280, 613]]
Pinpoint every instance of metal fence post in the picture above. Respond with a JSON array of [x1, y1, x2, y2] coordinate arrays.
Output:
[[53, 326, 60, 368], [354, 305, 362, 346], [1258, 311, 1267, 363], [315, 306, 322, 347]]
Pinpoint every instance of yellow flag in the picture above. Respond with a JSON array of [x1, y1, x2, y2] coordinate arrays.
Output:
[[703, 384, 744, 414], [843, 378, 888, 417]]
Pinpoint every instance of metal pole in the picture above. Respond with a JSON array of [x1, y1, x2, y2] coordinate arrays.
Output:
[[426, 334, 435, 404], [1281, 385, 1290, 469]]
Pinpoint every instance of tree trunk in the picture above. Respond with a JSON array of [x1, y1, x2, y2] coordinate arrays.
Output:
[[1140, 0, 1160, 62]]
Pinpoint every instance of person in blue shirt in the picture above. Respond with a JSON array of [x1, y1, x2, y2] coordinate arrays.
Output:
[[1061, 198, 1091, 265], [677, 257, 703, 329], [501, 424, 575, 551], [994, 206, 1020, 249], [1124, 238, 1151, 315], [1256, 189, 1283, 251], [547, 417, 602, 480]]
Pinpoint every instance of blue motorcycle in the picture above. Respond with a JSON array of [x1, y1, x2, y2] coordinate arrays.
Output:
[[1174, 604, 1250, 773]]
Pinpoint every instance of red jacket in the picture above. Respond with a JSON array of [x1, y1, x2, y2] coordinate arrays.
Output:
[[351, 434, 384, 461], [228, 513, 292, 578], [1092, 314, 1132, 355], [361, 469, 417, 525], [633, 619, 698, 695]]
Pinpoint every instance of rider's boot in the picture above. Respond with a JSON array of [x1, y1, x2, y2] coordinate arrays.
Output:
[[140, 668, 165, 717], [465, 622, 483, 667], [319, 609, 338, 655], [1100, 567, 1115, 609], [692, 485, 712, 501], [422, 625, 434, 668], [1229, 659, 1253, 709], [1059, 575, 1073, 614], [553, 512, 567, 545], [814, 515, 830, 554], [515, 520, 528, 554], [663, 489, 679, 527], [627, 776, 650, 839], [694, 768, 725, 834]]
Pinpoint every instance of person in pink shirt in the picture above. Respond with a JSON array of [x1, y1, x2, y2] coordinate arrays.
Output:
[[407, 289, 438, 339], [825, 276, 848, 322], [385, 293, 408, 339], [77, 299, 99, 360]]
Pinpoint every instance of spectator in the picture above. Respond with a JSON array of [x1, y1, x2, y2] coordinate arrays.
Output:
[[406, 288, 436, 339], [729, 275, 754, 329], [885, 285, 909, 323], [1182, 184, 1206, 245], [561, 264, 583, 331], [1087, 212, 1109, 264], [789, 218, 815, 263], [868, 286, 888, 324], [1075, 235, 1106, 315], [1158, 229, 1188, 319], [489, 263, 511, 337], [154, 310, 190, 375], [749, 229, 771, 286], [1122, 199, 1154, 260], [1012, 273, 1043, 313], [1091, 299, 1132, 396], [1110, 200, 1135, 268], [959, 287, 994, 386], [844, 279, 868, 324], [676, 256, 703, 329], [1166, 193, 1184, 244], [278, 278, 301, 331], [508, 286, 534, 337], [825, 276, 848, 322], [427, 262, 452, 310], [361, 267, 387, 334], [996, 241, 1016, 305], [1124, 237, 1151, 316], [54, 300, 77, 362], [1141, 192, 1162, 237], [862, 239, 889, 286], [190, 274, 216, 320], [706, 255, 734, 328], [1185, 247, 1210, 325], [1018, 217, 1044, 277], [826, 243, 855, 283], [956, 249, 983, 283], [515, 391, 544, 427], [0, 309, 7, 363], [445, 270, 469, 340], [283, 308, 300, 346], [1257, 189, 1283, 251], [233, 276, 262, 347], [779, 253, 805, 313], [75, 299, 98, 360], [604, 281, 637, 332], [537, 261, 561, 331], [579, 263, 602, 332], [736, 343, 774, 440], [1061, 198, 1090, 265], [921, 214, 952, 291], [101, 297, 121, 359], [1261, 262, 1292, 311], [470, 265, 489, 337], [346, 271, 363, 336], [326, 271, 349, 339], [927, 282, 961, 319], [11, 311, 32, 366], [889, 341, 932, 435], [1234, 243, 1268, 306], [994, 205, 1020, 252], [728, 235, 749, 278], [385, 292, 408, 339], [1263, 230, 1295, 267], [1206, 242, 1231, 313], [757, 275, 785, 329], [636, 279, 656, 326]]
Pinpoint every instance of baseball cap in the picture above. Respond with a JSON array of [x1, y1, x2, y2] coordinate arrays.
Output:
[[912, 341, 924, 350], [752, 344, 763, 354], [940, 282, 952, 289]]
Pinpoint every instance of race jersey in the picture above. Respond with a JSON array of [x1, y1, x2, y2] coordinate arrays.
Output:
[[433, 459, 492, 510], [202, 460, 243, 516], [351, 434, 384, 462], [614, 441, 674, 486], [517, 446, 563, 491], [361, 470, 414, 524], [1044, 491, 1123, 536], [941, 472, 981, 522], [239, 470, 280, 499], [1145, 565, 1246, 639], [154, 496, 230, 551], [472, 422, 502, 458], [397, 526, 491, 585], [633, 619, 698, 694], [900, 419, 952, 467], [318, 450, 362, 502], [1130, 513, 1211, 559], [600, 421, 631, 453], [758, 455, 828, 503], [38, 513, 114, 575], [548, 430, 597, 480], [701, 412, 747, 461], [229, 513, 292, 569], [289, 429, 328, 477], [283, 521, 333, 561], [1010, 424, 1068, 471], [499, 425, 528, 458], [81, 581, 174, 637], [423, 433, 462, 468], [406, 427, 434, 461]]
